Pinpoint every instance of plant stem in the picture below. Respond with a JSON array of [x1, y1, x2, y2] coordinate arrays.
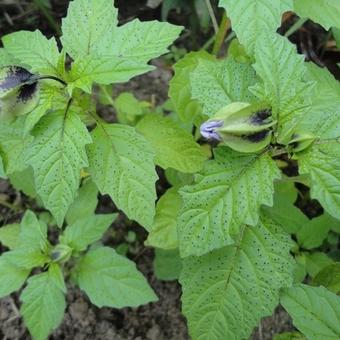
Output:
[[37, 75, 67, 86], [212, 12, 230, 55], [204, 0, 219, 34], [284, 17, 308, 37], [0, 198, 21, 212]]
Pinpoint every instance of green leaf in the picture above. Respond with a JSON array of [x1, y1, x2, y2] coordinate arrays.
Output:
[[251, 33, 313, 142], [74, 246, 157, 308], [294, 0, 340, 30], [296, 214, 334, 249], [0, 253, 30, 298], [136, 113, 207, 173], [69, 56, 153, 93], [2, 30, 61, 76], [169, 51, 213, 123], [219, 0, 293, 54], [60, 214, 117, 252], [146, 187, 181, 249], [153, 248, 182, 281], [0, 154, 6, 178], [0, 48, 13, 67], [61, 0, 118, 59], [274, 332, 306, 340], [281, 284, 340, 340], [25, 110, 92, 226], [66, 179, 98, 225], [180, 217, 294, 340], [20, 268, 66, 340], [305, 252, 334, 277], [9, 167, 37, 198], [298, 142, 340, 220], [87, 123, 157, 229], [0, 117, 33, 174], [190, 57, 257, 117], [295, 63, 340, 140], [178, 147, 281, 257], [263, 181, 308, 234], [313, 263, 340, 294], [0, 223, 20, 249], [333, 27, 340, 48]]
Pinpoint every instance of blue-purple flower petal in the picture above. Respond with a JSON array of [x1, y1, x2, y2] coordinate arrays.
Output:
[[200, 120, 223, 140]]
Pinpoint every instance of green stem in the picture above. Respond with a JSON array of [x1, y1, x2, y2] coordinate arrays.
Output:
[[36, 75, 67, 86], [212, 12, 230, 55], [204, 0, 219, 34], [0, 199, 21, 212], [284, 17, 308, 37], [99, 85, 115, 107]]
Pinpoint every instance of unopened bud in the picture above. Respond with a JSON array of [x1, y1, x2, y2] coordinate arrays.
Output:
[[288, 132, 316, 153], [51, 244, 72, 263]]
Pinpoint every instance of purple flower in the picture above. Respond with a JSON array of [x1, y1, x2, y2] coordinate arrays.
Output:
[[200, 120, 223, 140]]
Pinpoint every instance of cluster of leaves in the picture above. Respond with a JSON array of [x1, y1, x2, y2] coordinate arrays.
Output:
[[0, 0, 340, 339]]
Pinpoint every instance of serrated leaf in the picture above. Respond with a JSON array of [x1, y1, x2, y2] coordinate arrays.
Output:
[[66, 179, 98, 225], [0, 48, 13, 67], [0, 253, 30, 298], [294, 0, 340, 30], [8, 167, 36, 198], [295, 63, 340, 140], [20, 268, 66, 340], [281, 284, 340, 340], [2, 30, 61, 76], [136, 113, 207, 173], [180, 217, 294, 340], [0, 117, 33, 174], [153, 248, 182, 281], [169, 51, 213, 124], [251, 33, 313, 142], [69, 56, 153, 93], [219, 0, 293, 54], [146, 187, 181, 248], [0, 223, 20, 249], [87, 123, 157, 229], [298, 142, 340, 220], [178, 147, 281, 257], [60, 214, 117, 252], [74, 246, 157, 308], [25, 110, 92, 226], [190, 57, 257, 117]]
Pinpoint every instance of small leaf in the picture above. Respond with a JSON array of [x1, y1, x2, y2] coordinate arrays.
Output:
[[60, 214, 117, 252], [305, 252, 334, 278], [281, 284, 340, 340], [20, 268, 66, 340], [153, 248, 182, 281], [136, 113, 207, 173], [313, 263, 340, 294], [0, 223, 20, 249], [87, 123, 157, 229], [74, 246, 158, 308]]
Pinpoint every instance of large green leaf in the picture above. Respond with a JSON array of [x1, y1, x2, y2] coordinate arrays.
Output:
[[136, 113, 207, 173], [219, 0, 293, 54], [295, 63, 340, 140], [74, 246, 157, 308], [190, 57, 257, 117], [0, 223, 20, 249], [87, 123, 157, 229], [20, 268, 66, 340], [169, 51, 212, 123], [25, 110, 92, 226], [60, 214, 117, 252], [294, 0, 340, 30], [178, 147, 281, 257], [251, 33, 313, 143], [281, 284, 340, 340], [146, 187, 181, 249], [2, 30, 61, 76], [0, 48, 13, 67], [298, 142, 340, 220], [180, 216, 294, 340], [153, 248, 182, 281]]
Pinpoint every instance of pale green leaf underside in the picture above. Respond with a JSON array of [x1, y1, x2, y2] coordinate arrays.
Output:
[[2, 30, 61, 76], [296, 63, 340, 139], [146, 187, 181, 249], [136, 113, 207, 173], [60, 214, 117, 252], [281, 284, 340, 340], [25, 111, 92, 226], [169, 51, 213, 123], [298, 142, 340, 220], [294, 0, 340, 30], [75, 247, 157, 308], [87, 123, 157, 229], [219, 0, 293, 54], [20, 270, 66, 340], [180, 217, 294, 340], [178, 147, 281, 257], [190, 57, 257, 117], [0, 223, 20, 249]]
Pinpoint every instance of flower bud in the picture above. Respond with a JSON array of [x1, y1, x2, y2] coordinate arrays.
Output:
[[200, 102, 276, 153], [0, 66, 40, 120], [51, 244, 72, 263], [288, 132, 316, 153]]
